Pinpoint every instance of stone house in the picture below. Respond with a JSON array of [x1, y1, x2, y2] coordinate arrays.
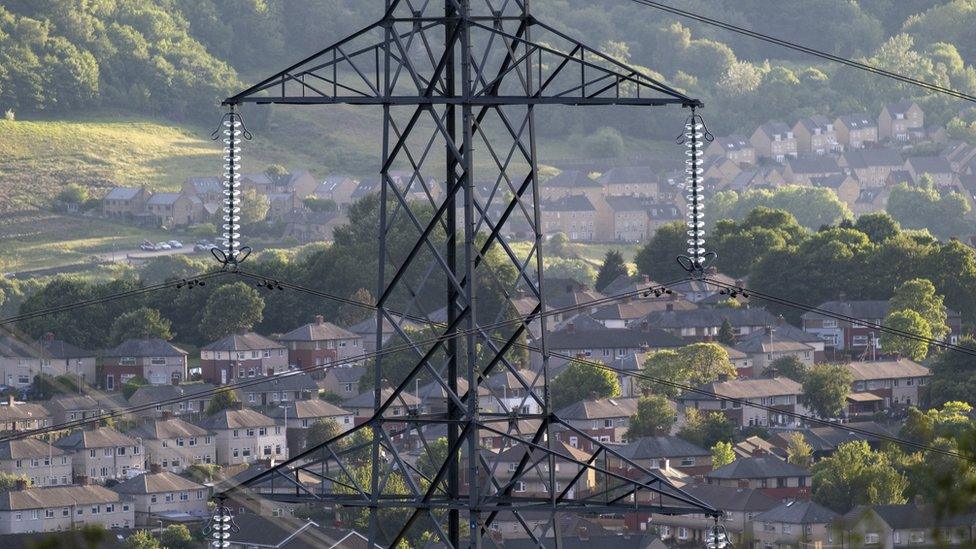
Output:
[[792, 115, 841, 155], [679, 377, 808, 429], [53, 428, 144, 484], [128, 416, 216, 473], [102, 187, 149, 218], [750, 122, 797, 163], [553, 396, 638, 451], [706, 456, 812, 500], [0, 483, 134, 534], [197, 408, 287, 466], [265, 399, 355, 455], [749, 500, 838, 548], [36, 334, 97, 386], [145, 192, 204, 227], [706, 134, 756, 165], [0, 440, 72, 487], [111, 467, 209, 526], [834, 114, 878, 150], [102, 338, 188, 390], [878, 100, 924, 142]]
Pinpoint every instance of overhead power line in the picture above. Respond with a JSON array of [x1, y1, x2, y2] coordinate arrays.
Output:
[[626, 0, 976, 104]]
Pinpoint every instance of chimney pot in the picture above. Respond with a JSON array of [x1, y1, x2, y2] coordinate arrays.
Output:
[[76, 475, 90, 486], [14, 479, 27, 491], [666, 303, 674, 312], [43, 333, 54, 342], [150, 463, 162, 474], [566, 322, 575, 334], [315, 315, 325, 325], [640, 320, 649, 332], [6, 395, 14, 406], [161, 410, 173, 420]]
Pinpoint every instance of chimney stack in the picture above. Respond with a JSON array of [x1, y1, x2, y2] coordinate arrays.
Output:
[[149, 463, 162, 474], [566, 322, 575, 334], [666, 303, 674, 312], [640, 320, 649, 333], [161, 410, 173, 420], [315, 315, 325, 325], [6, 394, 14, 406], [76, 475, 90, 486], [14, 479, 27, 491], [751, 447, 767, 457], [43, 333, 55, 342]]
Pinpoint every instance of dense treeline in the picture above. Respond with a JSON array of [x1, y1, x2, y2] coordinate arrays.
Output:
[[3, 1, 976, 135]]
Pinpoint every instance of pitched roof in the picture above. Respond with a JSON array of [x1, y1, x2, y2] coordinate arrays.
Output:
[[265, 399, 351, 420], [672, 484, 778, 512], [0, 336, 48, 359], [770, 422, 893, 453], [633, 307, 777, 330], [235, 374, 318, 395], [112, 471, 204, 495], [104, 338, 187, 358], [197, 408, 276, 430], [54, 428, 139, 450], [542, 194, 596, 212], [844, 358, 929, 381], [323, 366, 366, 384], [615, 436, 709, 460], [754, 500, 838, 524], [837, 114, 876, 130], [343, 387, 420, 409], [278, 320, 360, 342], [0, 439, 64, 460], [44, 395, 103, 412], [597, 166, 657, 185], [756, 121, 792, 138], [787, 156, 841, 175], [0, 402, 51, 422], [36, 338, 92, 359], [733, 327, 815, 355], [201, 332, 285, 351], [105, 187, 142, 201], [682, 377, 802, 401], [707, 456, 809, 479], [842, 149, 902, 169], [547, 314, 684, 350], [555, 397, 639, 420], [844, 503, 975, 530], [128, 383, 216, 407], [713, 134, 753, 152], [884, 99, 917, 116], [127, 418, 210, 440], [906, 155, 952, 175], [795, 115, 833, 133], [811, 173, 854, 189], [146, 192, 183, 205], [801, 300, 889, 321], [545, 170, 601, 189], [0, 485, 120, 510]]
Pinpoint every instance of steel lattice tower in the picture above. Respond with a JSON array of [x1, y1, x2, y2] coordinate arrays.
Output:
[[220, 1, 717, 546]]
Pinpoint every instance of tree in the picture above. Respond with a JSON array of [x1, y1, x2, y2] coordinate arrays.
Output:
[[678, 408, 734, 449], [551, 360, 620, 410], [640, 344, 735, 398], [305, 418, 341, 449], [801, 363, 853, 418], [159, 525, 194, 549], [889, 278, 949, 341], [887, 177, 971, 239], [812, 440, 908, 513], [635, 221, 688, 282], [0, 472, 27, 491], [265, 164, 289, 186], [763, 355, 807, 382], [899, 402, 973, 445], [239, 188, 271, 225], [109, 307, 173, 345], [786, 432, 813, 468], [595, 249, 628, 292], [711, 441, 735, 469], [854, 212, 901, 243], [206, 388, 240, 416], [879, 309, 931, 360], [928, 338, 976, 407], [122, 530, 162, 549], [121, 376, 150, 400], [304, 196, 338, 212], [717, 318, 735, 345], [626, 395, 677, 439], [336, 288, 375, 326], [57, 183, 88, 204], [199, 281, 265, 340], [417, 437, 452, 479]]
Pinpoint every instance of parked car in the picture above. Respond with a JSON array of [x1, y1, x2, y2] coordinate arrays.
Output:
[[139, 240, 155, 251], [155, 242, 172, 251], [194, 241, 213, 252], [168, 240, 183, 248]]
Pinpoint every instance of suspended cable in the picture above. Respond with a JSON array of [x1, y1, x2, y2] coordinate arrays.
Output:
[[627, 0, 976, 104]]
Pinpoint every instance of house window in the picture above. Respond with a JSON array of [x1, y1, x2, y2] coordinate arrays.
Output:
[[864, 532, 880, 544], [45, 509, 55, 518], [150, 357, 166, 365], [680, 457, 695, 467], [514, 482, 526, 493], [263, 350, 271, 358]]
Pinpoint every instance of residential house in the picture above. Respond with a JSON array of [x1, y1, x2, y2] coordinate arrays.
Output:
[[853, 186, 890, 215], [0, 336, 64, 389], [102, 338, 188, 390], [679, 377, 807, 429], [811, 173, 860, 209], [235, 373, 318, 407], [702, 155, 743, 184], [53, 428, 144, 484], [845, 358, 930, 409], [182, 176, 223, 203], [605, 196, 649, 242], [314, 175, 359, 206], [277, 315, 363, 370], [415, 377, 493, 415], [669, 269, 742, 303], [612, 436, 711, 477], [878, 100, 924, 142], [225, 515, 382, 548], [266, 400, 355, 455], [36, 334, 97, 386], [483, 370, 545, 415], [0, 398, 51, 432], [792, 115, 840, 155], [0, 440, 72, 487], [266, 192, 298, 222], [198, 407, 286, 466], [545, 314, 683, 366], [318, 366, 366, 400], [783, 156, 843, 185], [126, 383, 216, 418], [102, 187, 149, 219], [734, 436, 786, 460], [489, 441, 595, 499], [343, 387, 420, 423], [750, 122, 797, 163], [705, 134, 756, 166], [904, 155, 954, 186], [540, 195, 597, 241], [0, 483, 134, 534], [645, 485, 778, 547], [284, 210, 340, 243], [767, 422, 895, 461], [275, 169, 318, 199], [942, 141, 976, 173], [837, 503, 975, 548], [802, 299, 962, 352], [645, 201, 683, 234], [750, 500, 838, 548], [43, 395, 108, 426], [540, 170, 604, 202], [127, 416, 216, 472], [145, 192, 203, 227], [590, 299, 696, 329], [839, 148, 903, 186], [111, 467, 208, 526], [598, 166, 660, 197], [732, 326, 816, 374], [632, 306, 778, 340], [545, 286, 607, 323], [347, 314, 425, 352], [553, 397, 638, 451], [834, 114, 878, 150], [241, 173, 273, 195], [706, 456, 811, 500], [200, 332, 288, 386]]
